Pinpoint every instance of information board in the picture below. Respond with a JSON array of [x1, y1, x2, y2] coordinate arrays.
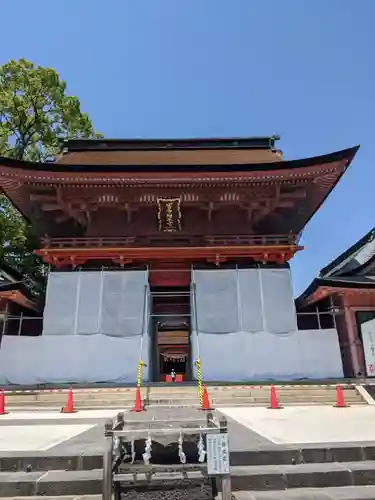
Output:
[[206, 433, 230, 475]]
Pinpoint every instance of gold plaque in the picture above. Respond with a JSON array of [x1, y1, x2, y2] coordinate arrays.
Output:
[[157, 197, 182, 232]]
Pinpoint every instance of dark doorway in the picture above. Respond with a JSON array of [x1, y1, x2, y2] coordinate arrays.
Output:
[[149, 286, 191, 382]]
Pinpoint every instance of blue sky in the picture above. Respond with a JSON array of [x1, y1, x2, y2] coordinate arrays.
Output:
[[1, 0, 374, 294]]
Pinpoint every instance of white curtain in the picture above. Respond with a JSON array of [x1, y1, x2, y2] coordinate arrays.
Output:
[[238, 269, 264, 332], [43, 273, 78, 336], [192, 268, 297, 335], [191, 329, 343, 381], [76, 272, 102, 335], [0, 334, 149, 385], [193, 270, 238, 334], [190, 268, 342, 381], [101, 271, 147, 337], [43, 270, 148, 337]]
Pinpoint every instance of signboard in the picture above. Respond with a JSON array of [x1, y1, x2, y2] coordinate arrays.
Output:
[[360, 317, 375, 376], [206, 433, 230, 475]]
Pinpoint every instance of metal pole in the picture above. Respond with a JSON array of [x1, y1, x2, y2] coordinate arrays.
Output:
[[18, 312, 23, 336], [330, 295, 337, 329], [258, 265, 266, 331], [103, 420, 113, 500], [136, 284, 148, 387], [98, 267, 104, 333], [73, 271, 81, 335], [219, 416, 232, 500], [316, 305, 321, 330], [2, 302, 8, 336], [1, 316, 5, 337], [192, 280, 203, 407], [192, 281, 200, 359], [236, 264, 242, 333]]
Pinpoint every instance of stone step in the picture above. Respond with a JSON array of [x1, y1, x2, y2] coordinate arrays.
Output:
[[3, 401, 137, 409], [148, 391, 361, 400], [3, 487, 375, 500], [212, 401, 367, 407], [4, 396, 363, 407], [0, 470, 103, 497], [3, 394, 142, 403], [210, 393, 364, 400], [2, 444, 375, 473], [212, 398, 364, 403], [3, 461, 375, 496], [0, 469, 210, 497], [2, 386, 367, 408], [0, 405, 134, 412], [4, 398, 365, 410], [229, 461, 375, 491], [147, 398, 200, 405], [226, 486, 375, 499], [208, 386, 356, 392]]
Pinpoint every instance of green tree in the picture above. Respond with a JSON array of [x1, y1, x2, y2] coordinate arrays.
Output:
[[0, 58, 102, 298]]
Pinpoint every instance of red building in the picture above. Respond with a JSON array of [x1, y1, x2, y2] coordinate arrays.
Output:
[[297, 227, 375, 378], [0, 137, 359, 385], [0, 263, 40, 340]]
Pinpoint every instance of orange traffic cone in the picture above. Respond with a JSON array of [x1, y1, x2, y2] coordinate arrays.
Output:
[[131, 386, 144, 412], [334, 384, 348, 408], [268, 385, 282, 409], [201, 385, 212, 411], [0, 390, 8, 415], [61, 387, 76, 413]]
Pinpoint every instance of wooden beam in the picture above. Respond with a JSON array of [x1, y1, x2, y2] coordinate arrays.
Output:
[[55, 214, 70, 224], [30, 193, 57, 202], [35, 243, 302, 267], [0, 291, 39, 311], [280, 188, 306, 199], [41, 204, 62, 211]]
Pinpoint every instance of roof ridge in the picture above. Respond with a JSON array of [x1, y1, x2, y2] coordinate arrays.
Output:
[[320, 226, 375, 278]]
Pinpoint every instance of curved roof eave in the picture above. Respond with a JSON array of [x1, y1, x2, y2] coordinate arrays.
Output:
[[0, 145, 360, 174], [295, 275, 375, 308], [320, 226, 375, 277]]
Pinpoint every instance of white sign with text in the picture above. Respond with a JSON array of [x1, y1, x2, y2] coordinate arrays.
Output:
[[360, 317, 375, 376], [206, 433, 230, 475]]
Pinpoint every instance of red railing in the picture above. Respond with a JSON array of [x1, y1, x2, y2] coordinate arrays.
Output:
[[40, 234, 298, 249]]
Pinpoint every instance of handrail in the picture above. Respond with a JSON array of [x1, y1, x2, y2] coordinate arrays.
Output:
[[40, 233, 298, 249]]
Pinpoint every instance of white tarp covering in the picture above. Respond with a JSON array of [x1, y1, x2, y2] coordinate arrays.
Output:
[[191, 329, 343, 381], [43, 271, 148, 337], [359, 317, 375, 377], [191, 268, 342, 380], [42, 272, 78, 336], [0, 334, 149, 385], [192, 268, 297, 334]]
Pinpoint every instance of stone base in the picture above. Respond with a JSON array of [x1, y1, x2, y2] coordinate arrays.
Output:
[[117, 479, 214, 500]]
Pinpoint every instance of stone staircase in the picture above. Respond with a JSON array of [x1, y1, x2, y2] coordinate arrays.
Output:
[[206, 384, 367, 407], [3, 442, 375, 498], [2, 383, 368, 410], [2, 387, 139, 410], [147, 384, 367, 407]]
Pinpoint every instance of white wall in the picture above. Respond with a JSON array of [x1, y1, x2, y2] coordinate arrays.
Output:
[[191, 329, 344, 381], [0, 334, 149, 385]]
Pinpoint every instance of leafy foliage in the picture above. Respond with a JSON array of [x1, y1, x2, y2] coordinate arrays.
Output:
[[0, 59, 102, 300], [0, 195, 46, 296], [0, 58, 101, 160]]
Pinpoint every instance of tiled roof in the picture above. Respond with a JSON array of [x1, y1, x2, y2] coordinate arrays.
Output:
[[320, 227, 375, 278]]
